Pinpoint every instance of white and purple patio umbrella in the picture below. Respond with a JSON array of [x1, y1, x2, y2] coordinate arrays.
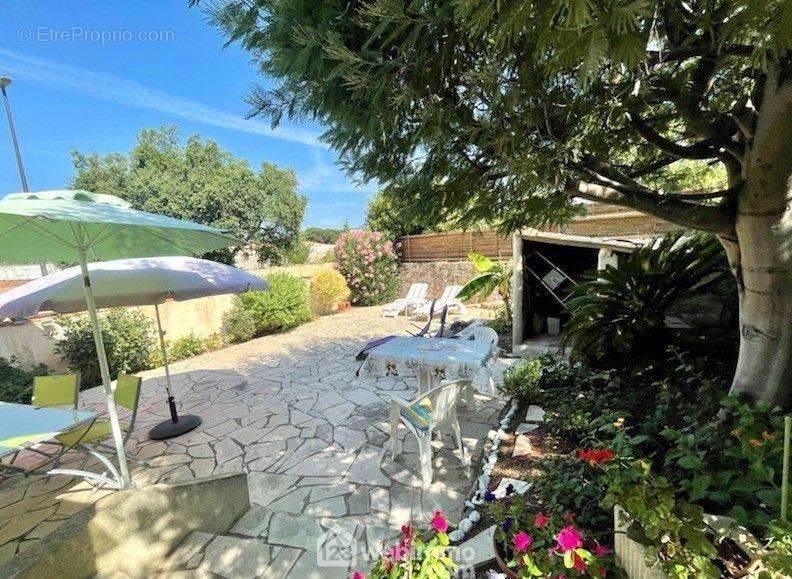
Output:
[[0, 256, 267, 440]]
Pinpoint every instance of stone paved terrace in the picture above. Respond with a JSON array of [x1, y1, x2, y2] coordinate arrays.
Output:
[[0, 306, 509, 575]]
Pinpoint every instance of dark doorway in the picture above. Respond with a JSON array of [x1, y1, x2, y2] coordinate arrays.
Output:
[[521, 240, 600, 337]]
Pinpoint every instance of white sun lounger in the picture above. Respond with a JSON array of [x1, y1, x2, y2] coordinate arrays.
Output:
[[382, 282, 429, 317], [414, 284, 466, 319]]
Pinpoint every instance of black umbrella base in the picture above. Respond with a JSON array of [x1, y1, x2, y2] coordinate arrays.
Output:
[[148, 414, 202, 440]]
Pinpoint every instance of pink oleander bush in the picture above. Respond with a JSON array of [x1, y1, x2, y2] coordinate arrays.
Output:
[[351, 510, 456, 579], [334, 229, 398, 306]]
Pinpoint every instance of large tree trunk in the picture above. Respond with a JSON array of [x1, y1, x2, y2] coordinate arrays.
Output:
[[726, 71, 792, 410]]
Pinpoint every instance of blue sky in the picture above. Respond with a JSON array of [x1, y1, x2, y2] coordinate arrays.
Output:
[[0, 1, 374, 228]]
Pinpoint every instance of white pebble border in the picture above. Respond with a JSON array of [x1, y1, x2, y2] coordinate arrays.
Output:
[[449, 399, 533, 544]]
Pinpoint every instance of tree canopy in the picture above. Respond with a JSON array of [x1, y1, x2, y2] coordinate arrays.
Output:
[[302, 227, 342, 244], [199, 0, 789, 232], [199, 0, 792, 407], [71, 126, 306, 264]]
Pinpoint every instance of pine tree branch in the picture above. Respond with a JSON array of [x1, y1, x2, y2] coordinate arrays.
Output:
[[627, 111, 722, 160], [645, 44, 755, 64], [628, 155, 678, 178], [567, 180, 735, 235]]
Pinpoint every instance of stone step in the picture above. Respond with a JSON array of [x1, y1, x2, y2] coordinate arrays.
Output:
[[159, 506, 400, 579]]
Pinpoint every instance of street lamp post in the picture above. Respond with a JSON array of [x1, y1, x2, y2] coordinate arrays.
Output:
[[1, 76, 47, 276], [1, 77, 30, 192]]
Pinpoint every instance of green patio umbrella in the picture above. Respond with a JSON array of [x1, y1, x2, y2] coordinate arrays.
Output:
[[0, 190, 241, 489]]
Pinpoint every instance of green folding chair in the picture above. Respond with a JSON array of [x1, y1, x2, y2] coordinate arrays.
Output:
[[51, 374, 146, 489], [29, 373, 81, 457], [32, 373, 80, 409], [0, 373, 81, 480]]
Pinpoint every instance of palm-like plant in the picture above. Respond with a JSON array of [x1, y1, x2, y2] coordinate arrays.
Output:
[[565, 233, 729, 365], [457, 253, 512, 320]]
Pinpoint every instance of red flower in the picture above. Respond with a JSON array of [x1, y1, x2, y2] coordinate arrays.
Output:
[[598, 566, 607, 577], [534, 512, 549, 528], [572, 551, 586, 572], [576, 448, 615, 465]]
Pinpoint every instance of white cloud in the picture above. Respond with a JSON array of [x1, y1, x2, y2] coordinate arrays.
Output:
[[0, 48, 325, 148]]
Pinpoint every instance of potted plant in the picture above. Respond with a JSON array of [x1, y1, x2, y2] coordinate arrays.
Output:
[[486, 495, 613, 578], [603, 460, 763, 578]]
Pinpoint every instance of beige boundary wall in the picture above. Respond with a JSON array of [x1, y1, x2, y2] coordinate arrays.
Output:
[[0, 264, 328, 372], [0, 293, 236, 372]]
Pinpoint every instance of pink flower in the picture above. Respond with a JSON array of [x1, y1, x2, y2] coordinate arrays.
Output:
[[351, 572, 365, 579], [555, 526, 583, 552], [387, 542, 407, 562], [512, 532, 533, 552], [534, 512, 549, 528], [430, 510, 448, 533], [594, 543, 612, 557]]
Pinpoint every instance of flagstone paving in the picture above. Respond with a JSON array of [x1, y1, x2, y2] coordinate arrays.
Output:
[[0, 306, 509, 575]]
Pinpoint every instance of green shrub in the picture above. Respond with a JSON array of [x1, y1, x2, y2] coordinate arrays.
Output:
[[222, 304, 258, 343], [309, 268, 350, 315], [280, 237, 311, 264], [54, 309, 155, 388], [234, 273, 312, 335], [499, 357, 541, 402], [170, 333, 209, 360], [0, 357, 49, 404], [485, 303, 511, 336], [149, 332, 226, 366], [564, 233, 729, 367], [334, 229, 398, 306]]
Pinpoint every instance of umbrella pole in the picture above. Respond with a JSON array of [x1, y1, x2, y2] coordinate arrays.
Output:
[[77, 248, 132, 489], [154, 304, 177, 415], [148, 304, 202, 440]]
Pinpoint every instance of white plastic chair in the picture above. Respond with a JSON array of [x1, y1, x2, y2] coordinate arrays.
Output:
[[451, 319, 484, 339], [460, 326, 500, 405], [383, 283, 429, 317], [389, 380, 467, 487], [471, 326, 499, 345], [414, 284, 466, 319]]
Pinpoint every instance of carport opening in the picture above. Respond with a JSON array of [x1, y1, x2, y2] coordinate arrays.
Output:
[[521, 239, 600, 338]]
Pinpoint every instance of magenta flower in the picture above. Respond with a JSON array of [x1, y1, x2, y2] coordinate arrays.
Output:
[[401, 524, 413, 541], [351, 572, 365, 579], [556, 526, 583, 552], [594, 543, 612, 556], [430, 510, 448, 533], [512, 532, 533, 552], [534, 512, 549, 528]]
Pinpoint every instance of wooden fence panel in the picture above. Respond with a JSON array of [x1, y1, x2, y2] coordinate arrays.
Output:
[[399, 230, 513, 262]]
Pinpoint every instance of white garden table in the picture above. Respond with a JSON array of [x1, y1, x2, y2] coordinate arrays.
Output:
[[0, 402, 98, 480], [359, 336, 500, 394]]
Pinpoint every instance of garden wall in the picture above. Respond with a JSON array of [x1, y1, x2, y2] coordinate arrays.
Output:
[[398, 260, 510, 302], [0, 293, 235, 372], [0, 264, 323, 372]]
